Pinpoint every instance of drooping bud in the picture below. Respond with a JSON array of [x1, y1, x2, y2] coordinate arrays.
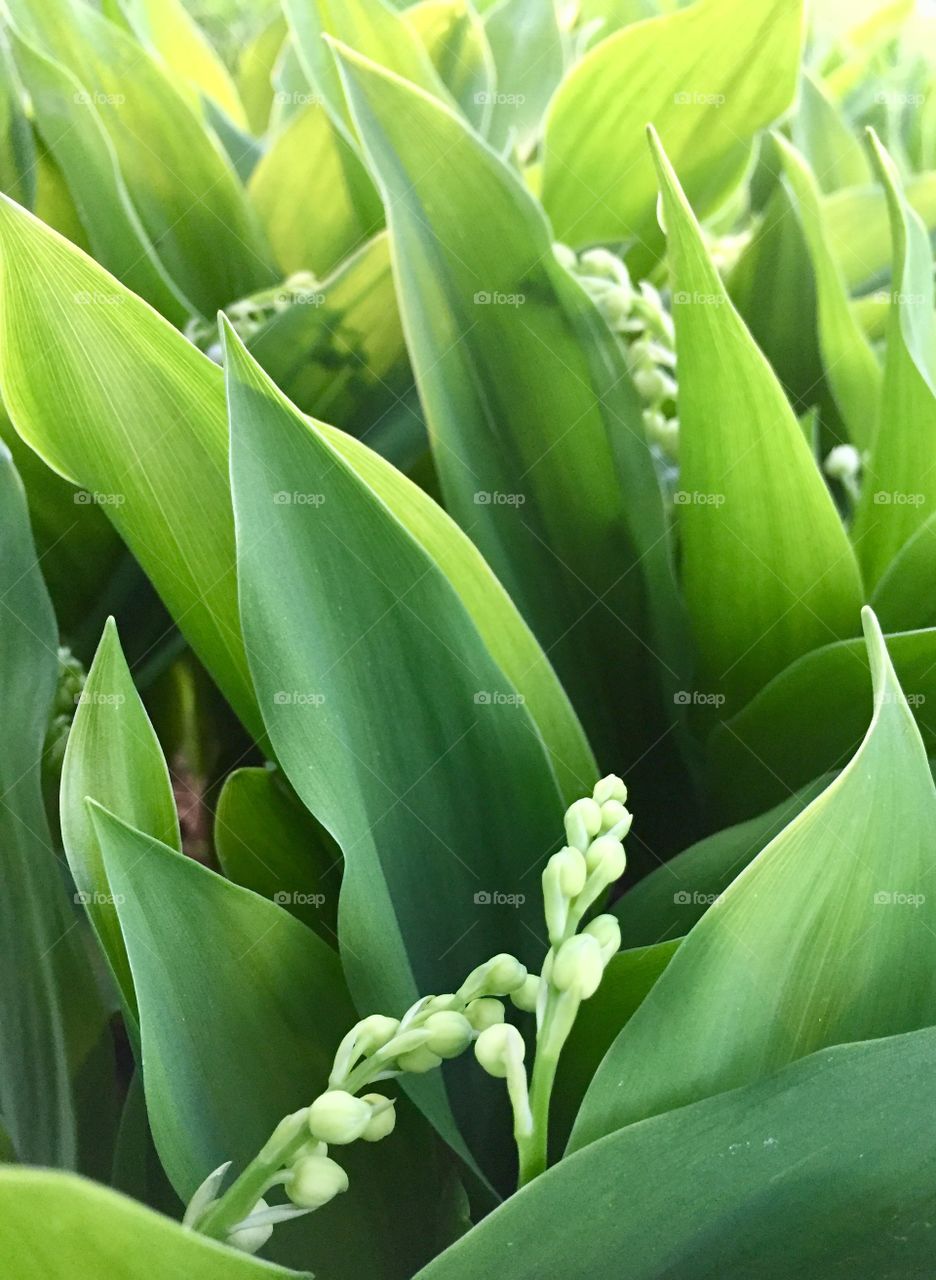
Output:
[[286, 1156, 349, 1210], [423, 1011, 473, 1059], [227, 1198, 273, 1253], [307, 1091, 372, 1144], [593, 775, 627, 806], [583, 914, 621, 966], [474, 1023, 526, 1079], [543, 846, 587, 942], [584, 835, 626, 882], [509, 973, 540, 1013], [465, 997, 505, 1032], [354, 1014, 400, 1054], [395, 1045, 443, 1073], [458, 953, 527, 1001], [360, 1094, 396, 1142], [597, 799, 633, 841], [563, 798, 602, 853], [552, 934, 604, 1000], [424, 993, 463, 1013]]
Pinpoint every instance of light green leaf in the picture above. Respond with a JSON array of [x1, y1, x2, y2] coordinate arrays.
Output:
[[90, 803, 454, 1279], [791, 70, 872, 194], [407, 0, 495, 133], [572, 609, 936, 1148], [247, 102, 383, 277], [333, 43, 687, 780], [542, 0, 804, 255], [707, 624, 936, 821], [60, 617, 179, 1024], [5, 0, 274, 315], [650, 127, 863, 711], [0, 33, 35, 207], [776, 132, 881, 450], [215, 766, 340, 942], [236, 13, 287, 135], [871, 510, 936, 630], [852, 132, 936, 587], [0, 446, 112, 1168], [9, 31, 194, 325], [823, 170, 936, 293], [482, 0, 564, 155], [0, 1167, 307, 1280], [414, 1027, 936, 1280]]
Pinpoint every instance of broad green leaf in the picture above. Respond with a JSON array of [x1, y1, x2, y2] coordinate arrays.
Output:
[[236, 13, 287, 135], [91, 804, 456, 1279], [852, 133, 936, 587], [542, 0, 804, 255], [5, 0, 274, 315], [791, 70, 872, 194], [0, 446, 112, 1167], [113, 0, 247, 126], [871, 510, 936, 629], [0, 1167, 307, 1280], [572, 609, 936, 1148], [482, 0, 564, 155], [9, 31, 194, 325], [415, 1027, 936, 1280], [215, 766, 340, 941], [283, 0, 452, 140], [60, 617, 180, 1024], [407, 0, 495, 133], [247, 102, 382, 277], [650, 127, 862, 711], [707, 624, 936, 821], [776, 133, 881, 450], [823, 171, 936, 292], [613, 777, 833, 945], [334, 45, 688, 779]]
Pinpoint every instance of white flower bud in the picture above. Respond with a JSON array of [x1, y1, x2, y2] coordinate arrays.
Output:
[[474, 1023, 525, 1079], [552, 935, 604, 1000], [509, 973, 540, 1012], [598, 799, 633, 840], [396, 1045, 443, 1073], [424, 993, 463, 1013], [424, 1011, 473, 1058], [465, 997, 505, 1031], [354, 1014, 400, 1054], [307, 1091, 372, 1144], [584, 835, 626, 881], [583, 914, 621, 965], [458, 953, 527, 1001], [286, 1156, 349, 1209], [360, 1094, 396, 1142], [552, 242, 577, 271], [564, 798, 602, 853], [593, 775, 627, 806], [227, 1199, 273, 1253], [824, 444, 862, 483]]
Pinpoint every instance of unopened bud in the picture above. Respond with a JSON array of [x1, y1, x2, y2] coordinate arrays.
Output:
[[509, 973, 540, 1012], [287, 1156, 348, 1209], [458, 953, 527, 1001], [593, 775, 627, 806], [465, 997, 505, 1031], [354, 1014, 400, 1054], [583, 914, 621, 965], [360, 1094, 396, 1142], [260, 1107, 309, 1159], [474, 1023, 525, 1079], [564, 798, 602, 852], [307, 1091, 372, 1144], [824, 444, 861, 483], [227, 1199, 273, 1253], [396, 1044, 443, 1073], [598, 799, 632, 840], [584, 835, 626, 882], [552, 934, 604, 1000], [424, 1011, 473, 1058]]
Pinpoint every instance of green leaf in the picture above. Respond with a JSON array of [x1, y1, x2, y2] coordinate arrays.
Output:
[[775, 133, 881, 450], [613, 775, 833, 945], [542, 0, 803, 256], [852, 132, 936, 588], [791, 70, 872, 194], [650, 127, 863, 711], [0, 1167, 307, 1280], [215, 766, 340, 942], [572, 609, 936, 1148], [247, 102, 383, 278], [237, 14, 287, 135], [333, 43, 687, 777], [823, 170, 936, 293], [9, 31, 193, 326], [482, 0, 564, 155], [90, 803, 455, 1279], [5, 0, 274, 315], [407, 0, 495, 133], [707, 624, 936, 821], [871, 509, 936, 630], [60, 617, 179, 1024], [414, 1027, 936, 1280], [0, 33, 36, 207], [0, 446, 113, 1168]]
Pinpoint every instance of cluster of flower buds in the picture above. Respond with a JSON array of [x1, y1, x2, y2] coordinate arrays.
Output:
[[555, 244, 679, 461], [43, 647, 85, 774]]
